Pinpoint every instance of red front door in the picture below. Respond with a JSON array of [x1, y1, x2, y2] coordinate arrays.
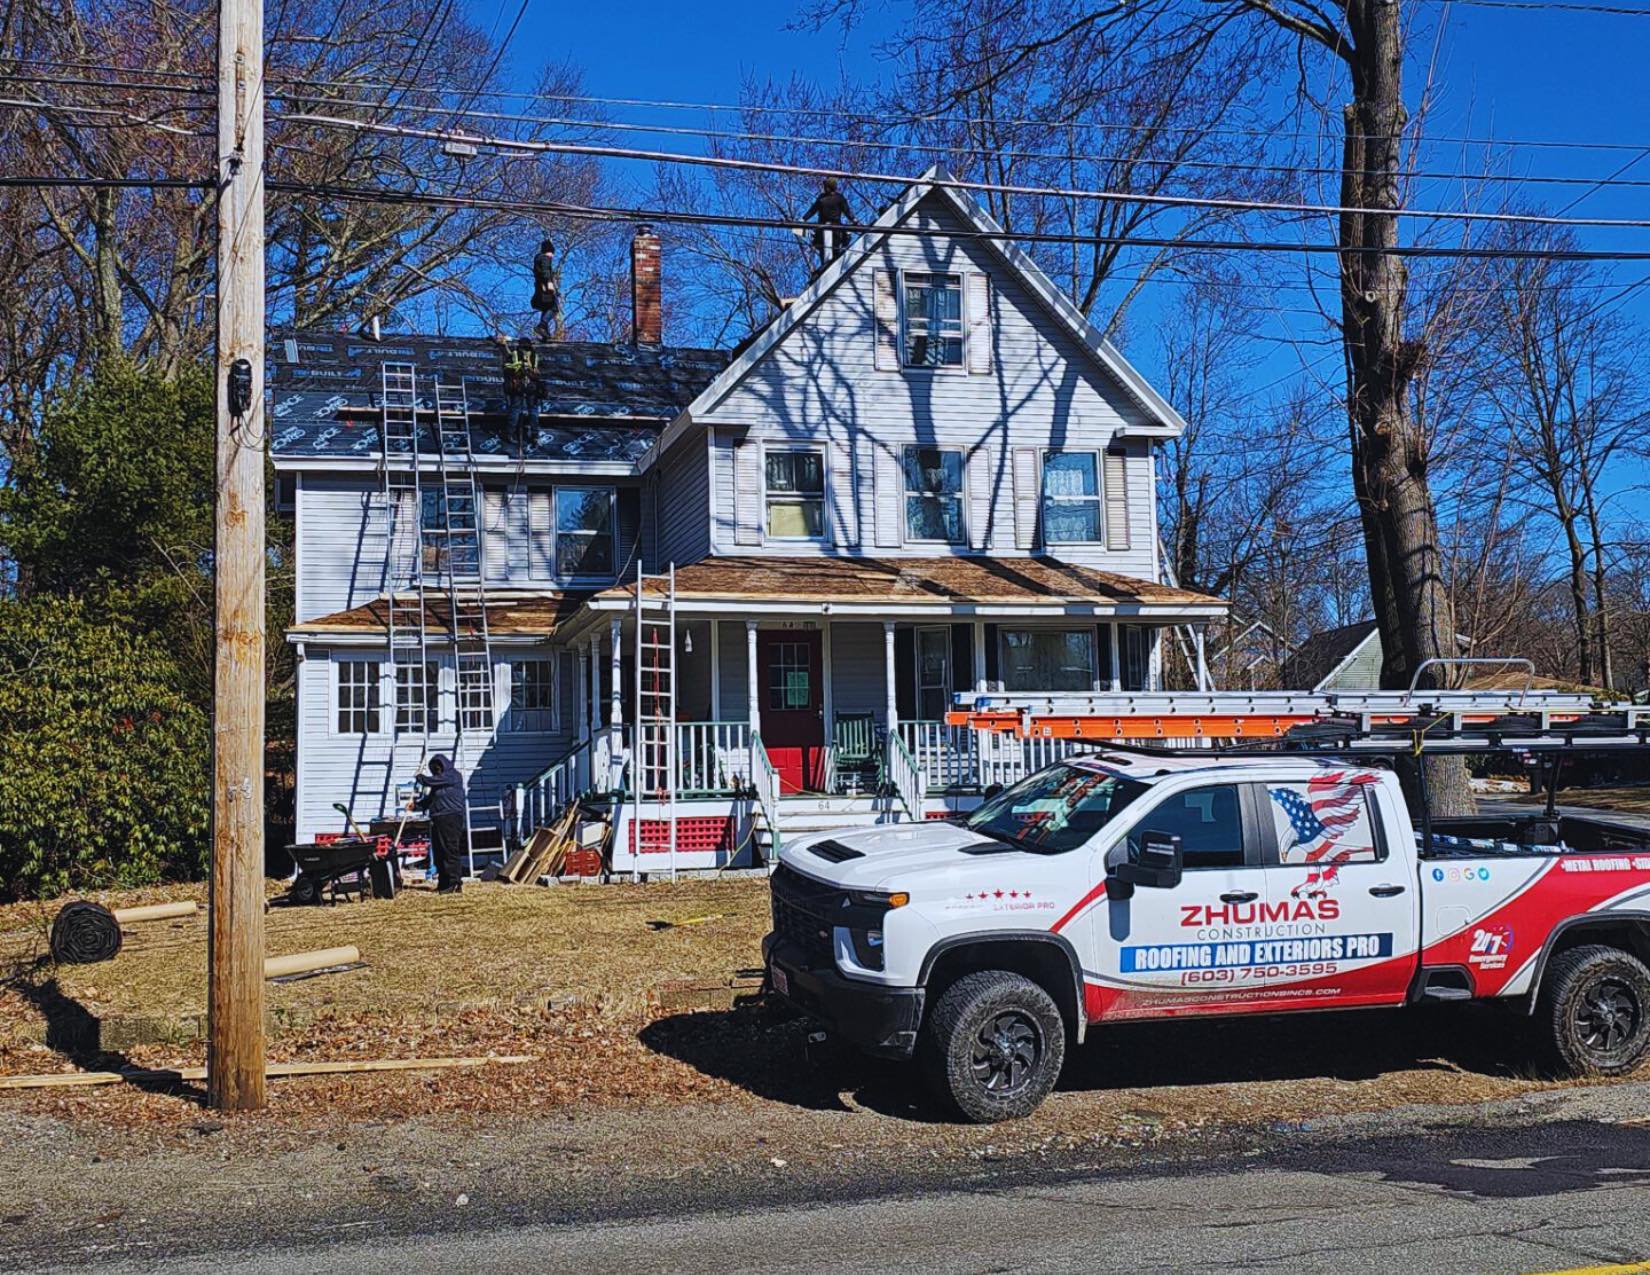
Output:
[[757, 629, 825, 794]]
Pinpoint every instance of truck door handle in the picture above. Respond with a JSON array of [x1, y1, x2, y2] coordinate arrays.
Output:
[[1219, 891, 1259, 904], [1369, 884, 1407, 898]]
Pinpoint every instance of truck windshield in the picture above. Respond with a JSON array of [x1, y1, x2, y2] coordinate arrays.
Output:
[[966, 763, 1150, 855]]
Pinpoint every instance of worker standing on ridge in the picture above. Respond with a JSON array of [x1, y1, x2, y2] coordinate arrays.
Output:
[[802, 178, 851, 267], [531, 237, 558, 341], [412, 755, 466, 894]]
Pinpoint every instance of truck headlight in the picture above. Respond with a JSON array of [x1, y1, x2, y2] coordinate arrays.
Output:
[[843, 926, 885, 971]]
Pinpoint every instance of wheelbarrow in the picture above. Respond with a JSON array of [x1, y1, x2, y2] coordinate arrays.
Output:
[[283, 803, 398, 905]]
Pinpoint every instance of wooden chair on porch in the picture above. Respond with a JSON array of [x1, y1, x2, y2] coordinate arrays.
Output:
[[830, 713, 882, 795]]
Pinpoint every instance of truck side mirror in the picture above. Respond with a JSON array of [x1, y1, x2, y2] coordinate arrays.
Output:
[[1111, 831, 1184, 890]]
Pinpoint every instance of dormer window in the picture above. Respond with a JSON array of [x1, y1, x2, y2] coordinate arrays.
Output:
[[904, 273, 963, 368], [765, 448, 825, 539]]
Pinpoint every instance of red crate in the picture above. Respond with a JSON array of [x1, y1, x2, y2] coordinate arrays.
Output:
[[563, 848, 603, 877]]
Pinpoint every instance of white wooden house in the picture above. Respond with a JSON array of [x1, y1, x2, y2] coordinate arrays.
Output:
[[273, 168, 1227, 871]]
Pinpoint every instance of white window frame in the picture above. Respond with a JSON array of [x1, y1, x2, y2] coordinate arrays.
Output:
[[763, 445, 827, 542], [394, 659, 441, 734], [900, 271, 966, 372], [334, 657, 385, 736], [507, 658, 557, 734], [551, 485, 617, 582], [902, 445, 967, 544], [997, 627, 1099, 694], [1041, 449, 1105, 546]]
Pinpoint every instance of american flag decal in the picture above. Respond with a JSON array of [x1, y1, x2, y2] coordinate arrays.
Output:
[[1270, 773, 1376, 894]]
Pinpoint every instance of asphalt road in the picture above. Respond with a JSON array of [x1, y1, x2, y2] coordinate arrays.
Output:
[[53, 1116, 1650, 1275]]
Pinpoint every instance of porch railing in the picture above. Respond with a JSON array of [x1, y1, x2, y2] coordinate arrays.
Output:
[[976, 732, 1102, 790], [677, 721, 753, 794], [897, 721, 980, 792], [887, 730, 924, 822], [750, 733, 781, 858], [516, 737, 594, 840]]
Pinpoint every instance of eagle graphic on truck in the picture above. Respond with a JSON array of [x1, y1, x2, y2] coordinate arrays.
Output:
[[765, 741, 1650, 1123]]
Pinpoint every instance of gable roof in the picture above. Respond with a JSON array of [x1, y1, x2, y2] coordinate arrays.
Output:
[[640, 164, 1186, 471], [269, 330, 729, 466], [1278, 619, 1380, 692]]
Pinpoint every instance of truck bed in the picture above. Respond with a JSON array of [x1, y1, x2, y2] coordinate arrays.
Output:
[[1422, 813, 1650, 859]]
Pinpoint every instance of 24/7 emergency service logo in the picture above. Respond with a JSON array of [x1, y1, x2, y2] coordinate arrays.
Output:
[[1468, 925, 1515, 971]]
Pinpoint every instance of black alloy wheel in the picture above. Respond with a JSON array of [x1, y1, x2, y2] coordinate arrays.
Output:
[[1574, 976, 1640, 1054], [971, 1010, 1042, 1095]]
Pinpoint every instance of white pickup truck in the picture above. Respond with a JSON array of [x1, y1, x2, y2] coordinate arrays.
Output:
[[763, 749, 1650, 1122]]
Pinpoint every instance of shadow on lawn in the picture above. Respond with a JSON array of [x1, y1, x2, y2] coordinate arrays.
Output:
[[641, 997, 1537, 1121], [7, 973, 209, 1103]]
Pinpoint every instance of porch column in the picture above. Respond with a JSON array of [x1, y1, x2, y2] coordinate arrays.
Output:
[[588, 635, 602, 736], [972, 619, 987, 691], [1148, 627, 1163, 693], [745, 620, 761, 736], [574, 641, 588, 743], [608, 617, 624, 727], [883, 621, 898, 734], [1194, 625, 1209, 692], [1108, 621, 1122, 692]]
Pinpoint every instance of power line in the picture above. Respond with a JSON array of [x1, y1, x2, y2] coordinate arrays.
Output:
[[0, 175, 211, 189], [245, 89, 1650, 195], [276, 111, 1650, 233], [268, 76, 1650, 156], [1416, 0, 1650, 13], [263, 179, 1650, 260]]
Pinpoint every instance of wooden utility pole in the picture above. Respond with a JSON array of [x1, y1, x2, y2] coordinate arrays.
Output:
[[209, 0, 267, 1112]]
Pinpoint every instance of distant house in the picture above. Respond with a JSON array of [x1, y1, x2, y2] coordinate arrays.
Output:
[[271, 167, 1228, 868], [1278, 620, 1383, 692], [1208, 617, 1293, 691]]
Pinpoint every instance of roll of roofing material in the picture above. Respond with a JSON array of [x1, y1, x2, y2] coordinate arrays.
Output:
[[49, 902, 124, 965]]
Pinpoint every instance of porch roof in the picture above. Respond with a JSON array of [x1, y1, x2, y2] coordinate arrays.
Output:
[[588, 556, 1226, 618], [286, 591, 582, 643]]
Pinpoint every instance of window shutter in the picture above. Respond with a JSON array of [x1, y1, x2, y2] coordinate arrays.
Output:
[[873, 448, 903, 548], [529, 489, 553, 579], [482, 489, 507, 581], [828, 440, 858, 547], [966, 447, 991, 550], [1011, 447, 1039, 550], [733, 442, 762, 545], [965, 272, 992, 374], [873, 270, 900, 371], [1104, 450, 1130, 550]]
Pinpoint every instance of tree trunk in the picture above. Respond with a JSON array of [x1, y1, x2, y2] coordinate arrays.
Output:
[[1336, 1, 1473, 814], [1580, 470, 1615, 691]]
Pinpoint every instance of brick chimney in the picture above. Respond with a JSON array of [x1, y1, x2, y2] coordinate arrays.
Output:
[[630, 224, 662, 345]]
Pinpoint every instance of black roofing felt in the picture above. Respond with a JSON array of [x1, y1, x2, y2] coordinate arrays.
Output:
[[268, 329, 729, 461]]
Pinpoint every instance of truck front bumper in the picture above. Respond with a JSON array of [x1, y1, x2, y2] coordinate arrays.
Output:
[[763, 934, 924, 1059]]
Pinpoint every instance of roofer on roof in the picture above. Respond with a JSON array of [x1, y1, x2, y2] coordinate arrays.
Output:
[[802, 179, 851, 268], [531, 237, 558, 341]]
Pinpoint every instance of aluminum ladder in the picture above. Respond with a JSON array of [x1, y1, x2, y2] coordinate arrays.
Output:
[[379, 363, 433, 750], [632, 560, 678, 880], [431, 375, 502, 871]]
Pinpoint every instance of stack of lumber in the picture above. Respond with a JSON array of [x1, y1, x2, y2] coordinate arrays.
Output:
[[499, 803, 580, 884]]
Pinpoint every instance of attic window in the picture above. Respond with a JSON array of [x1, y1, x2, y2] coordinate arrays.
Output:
[[904, 273, 963, 367]]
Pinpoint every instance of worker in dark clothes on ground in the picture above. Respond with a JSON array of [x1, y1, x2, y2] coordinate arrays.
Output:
[[802, 178, 851, 267], [413, 755, 467, 894]]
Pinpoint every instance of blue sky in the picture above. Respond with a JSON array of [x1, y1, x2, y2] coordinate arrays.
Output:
[[480, 1, 1650, 418]]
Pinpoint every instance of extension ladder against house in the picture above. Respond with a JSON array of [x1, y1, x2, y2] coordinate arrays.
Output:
[[379, 363, 433, 747], [633, 561, 679, 879]]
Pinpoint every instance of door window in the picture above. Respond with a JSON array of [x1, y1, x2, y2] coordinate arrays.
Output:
[[1265, 777, 1381, 865], [766, 640, 813, 711], [1128, 784, 1246, 869]]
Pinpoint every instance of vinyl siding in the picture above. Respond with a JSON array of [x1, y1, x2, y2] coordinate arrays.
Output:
[[653, 433, 711, 567], [294, 643, 576, 842], [827, 622, 889, 728], [699, 192, 1161, 578]]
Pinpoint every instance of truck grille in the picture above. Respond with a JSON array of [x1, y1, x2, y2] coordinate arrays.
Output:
[[770, 864, 844, 969]]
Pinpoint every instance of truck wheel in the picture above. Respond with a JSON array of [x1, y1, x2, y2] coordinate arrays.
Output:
[[920, 970, 1065, 1124], [1539, 944, 1650, 1077]]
